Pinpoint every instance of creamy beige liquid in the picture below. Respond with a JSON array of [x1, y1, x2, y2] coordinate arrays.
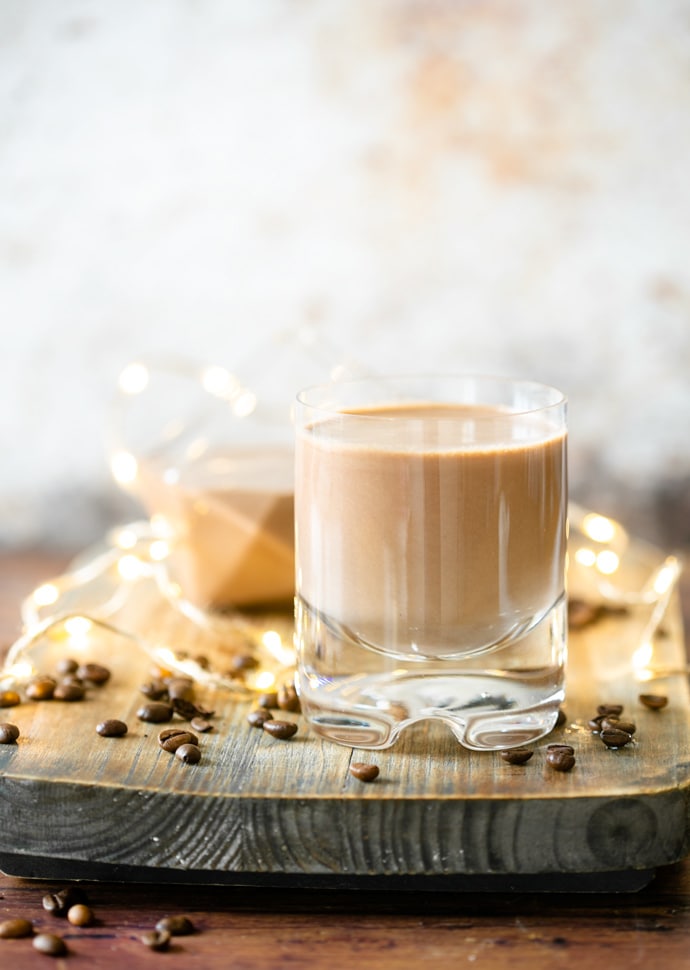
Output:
[[296, 402, 567, 656], [137, 448, 295, 610]]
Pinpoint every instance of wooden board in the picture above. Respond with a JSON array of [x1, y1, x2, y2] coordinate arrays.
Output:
[[0, 536, 688, 892]]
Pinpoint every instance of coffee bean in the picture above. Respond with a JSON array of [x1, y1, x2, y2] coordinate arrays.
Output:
[[546, 747, 576, 772], [262, 719, 298, 740], [158, 728, 199, 753], [0, 690, 21, 708], [136, 702, 174, 723], [26, 676, 57, 701], [546, 743, 575, 754], [76, 662, 111, 685], [140, 679, 168, 700], [32, 932, 67, 956], [499, 747, 534, 765], [0, 917, 34, 938], [0, 722, 19, 744], [56, 657, 79, 677], [555, 708, 567, 728], [600, 717, 636, 736], [277, 684, 301, 712], [597, 704, 624, 718], [166, 677, 195, 702], [247, 708, 273, 728], [349, 762, 380, 782], [67, 903, 94, 927], [257, 691, 279, 710], [175, 743, 201, 764], [190, 716, 213, 733], [588, 715, 605, 732], [53, 681, 86, 702], [141, 928, 171, 951], [600, 727, 634, 748], [567, 599, 602, 629], [43, 886, 88, 916], [156, 914, 195, 936], [639, 693, 668, 710], [97, 719, 128, 738], [230, 654, 259, 674]]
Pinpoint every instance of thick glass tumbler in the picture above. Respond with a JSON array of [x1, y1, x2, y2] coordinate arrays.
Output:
[[294, 375, 568, 751]]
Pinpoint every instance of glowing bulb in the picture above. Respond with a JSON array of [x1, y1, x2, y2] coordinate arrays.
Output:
[[596, 550, 620, 575], [233, 390, 257, 417], [111, 451, 138, 485], [33, 583, 60, 607], [582, 514, 616, 544], [632, 640, 654, 674], [255, 671, 276, 690], [118, 554, 145, 581], [148, 540, 169, 562], [653, 560, 680, 596], [574, 547, 597, 568], [201, 366, 239, 399], [118, 362, 149, 395], [114, 528, 139, 550], [64, 616, 93, 638]]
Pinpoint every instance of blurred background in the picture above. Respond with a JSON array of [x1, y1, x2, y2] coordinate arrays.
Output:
[[1, 0, 689, 557]]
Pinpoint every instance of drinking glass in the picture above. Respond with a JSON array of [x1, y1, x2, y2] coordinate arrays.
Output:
[[294, 375, 568, 750]]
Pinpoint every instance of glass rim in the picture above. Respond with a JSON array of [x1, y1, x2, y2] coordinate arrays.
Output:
[[296, 373, 567, 418]]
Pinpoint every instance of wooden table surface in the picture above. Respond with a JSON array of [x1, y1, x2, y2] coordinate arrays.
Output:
[[1, 549, 689, 969]]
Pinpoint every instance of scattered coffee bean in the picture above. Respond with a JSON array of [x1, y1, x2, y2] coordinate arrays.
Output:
[[0, 690, 21, 708], [42, 886, 88, 916], [262, 719, 298, 740], [600, 727, 634, 748], [67, 903, 94, 927], [639, 693, 669, 710], [546, 743, 574, 754], [588, 715, 605, 732], [0, 722, 20, 744], [53, 681, 86, 702], [349, 762, 380, 782], [600, 717, 636, 736], [171, 697, 213, 721], [230, 654, 259, 674], [156, 914, 195, 936], [175, 743, 201, 764], [97, 719, 128, 738], [32, 932, 67, 956], [277, 683, 301, 712], [546, 747, 576, 772], [0, 917, 34, 938], [141, 928, 171, 951], [26, 676, 57, 701], [76, 662, 111, 686], [140, 679, 168, 700], [567, 599, 602, 629], [500, 747, 534, 765], [597, 704, 624, 718], [158, 728, 199, 753], [166, 676, 195, 702], [56, 657, 79, 677], [257, 691, 279, 710], [136, 702, 174, 723], [555, 708, 567, 728], [190, 716, 213, 733], [247, 708, 273, 728]]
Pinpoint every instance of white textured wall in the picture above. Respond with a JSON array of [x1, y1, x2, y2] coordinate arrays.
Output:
[[1, 0, 689, 550]]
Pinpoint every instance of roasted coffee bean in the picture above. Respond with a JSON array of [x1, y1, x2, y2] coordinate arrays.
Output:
[[0, 722, 19, 744], [230, 654, 259, 673], [277, 683, 301, 712], [499, 747, 534, 765], [600, 727, 634, 748], [588, 715, 605, 732], [546, 747, 576, 772], [190, 716, 213, 733], [76, 662, 111, 685], [158, 728, 199, 753], [43, 886, 88, 916], [555, 708, 567, 728], [0, 689, 21, 708], [349, 762, 380, 782], [567, 599, 602, 629], [0, 917, 33, 938], [53, 681, 86, 702], [136, 701, 174, 723], [597, 704, 624, 718], [194, 654, 210, 671], [600, 717, 636, 736], [156, 914, 195, 936], [175, 743, 201, 764], [262, 719, 298, 740], [26, 676, 57, 701], [257, 691, 279, 710], [140, 679, 168, 700], [247, 708, 273, 728], [67, 904, 94, 927], [33, 932, 67, 956], [141, 928, 171, 951], [56, 657, 79, 677], [639, 693, 668, 710], [166, 677, 195, 702], [97, 718, 128, 738], [546, 743, 575, 754], [170, 697, 212, 721]]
